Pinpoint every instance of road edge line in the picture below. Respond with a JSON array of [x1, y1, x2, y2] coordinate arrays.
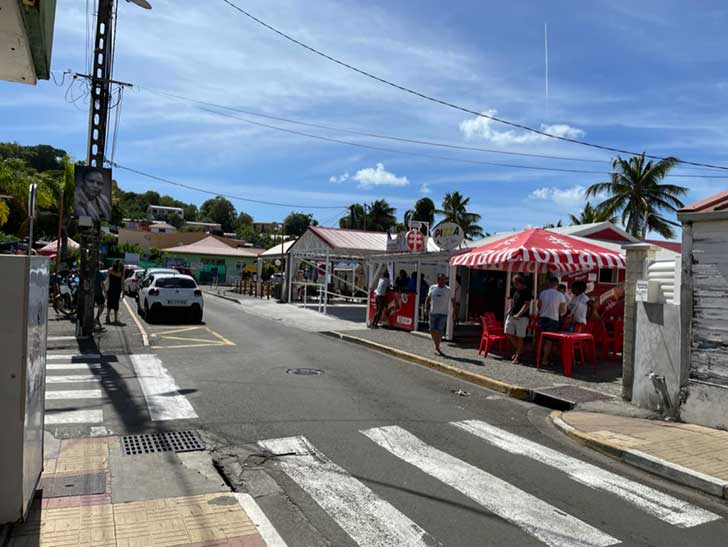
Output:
[[123, 297, 149, 347], [324, 331, 531, 400], [550, 411, 728, 499], [233, 493, 288, 547]]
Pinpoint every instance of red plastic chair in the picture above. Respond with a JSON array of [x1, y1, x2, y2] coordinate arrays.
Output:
[[482, 312, 504, 334], [479, 316, 508, 358]]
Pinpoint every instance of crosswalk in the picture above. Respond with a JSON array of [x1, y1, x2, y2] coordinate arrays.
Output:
[[43, 351, 197, 429], [258, 421, 721, 547]]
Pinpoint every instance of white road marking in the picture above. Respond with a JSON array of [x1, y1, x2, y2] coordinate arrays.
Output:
[[47, 353, 101, 360], [47, 363, 102, 371], [453, 419, 721, 528], [123, 297, 149, 346], [45, 389, 103, 400], [363, 425, 619, 547], [234, 493, 288, 547], [45, 409, 103, 424], [258, 436, 434, 547], [47, 336, 78, 341], [130, 354, 197, 420], [46, 374, 101, 383]]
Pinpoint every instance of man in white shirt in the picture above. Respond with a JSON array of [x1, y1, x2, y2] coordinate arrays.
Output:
[[538, 277, 567, 366], [424, 274, 454, 355], [567, 280, 590, 326], [370, 271, 390, 328]]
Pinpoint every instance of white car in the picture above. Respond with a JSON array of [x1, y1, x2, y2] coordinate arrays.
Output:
[[138, 273, 204, 323], [123, 269, 145, 296]]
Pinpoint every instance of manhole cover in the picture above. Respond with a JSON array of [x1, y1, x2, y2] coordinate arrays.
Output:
[[120, 431, 205, 456], [287, 368, 323, 376]]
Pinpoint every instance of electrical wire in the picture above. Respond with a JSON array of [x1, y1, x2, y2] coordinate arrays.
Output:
[[108, 162, 349, 210], [220, 0, 728, 172], [197, 106, 728, 179], [141, 87, 726, 177]]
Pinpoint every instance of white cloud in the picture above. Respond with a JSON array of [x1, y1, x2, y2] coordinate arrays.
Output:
[[352, 163, 409, 188], [329, 172, 350, 183], [529, 185, 587, 208], [459, 109, 585, 145], [420, 182, 432, 194]]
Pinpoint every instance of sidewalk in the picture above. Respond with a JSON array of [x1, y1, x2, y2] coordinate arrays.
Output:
[[331, 327, 625, 409], [552, 411, 728, 499], [6, 433, 275, 546]]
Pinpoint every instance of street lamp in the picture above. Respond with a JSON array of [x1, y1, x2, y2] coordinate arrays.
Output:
[[126, 0, 152, 8]]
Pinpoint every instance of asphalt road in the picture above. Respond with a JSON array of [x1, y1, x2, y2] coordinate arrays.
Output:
[[124, 295, 728, 547]]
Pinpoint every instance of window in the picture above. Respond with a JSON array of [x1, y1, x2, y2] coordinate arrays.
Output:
[[155, 277, 197, 289], [598, 268, 618, 284]]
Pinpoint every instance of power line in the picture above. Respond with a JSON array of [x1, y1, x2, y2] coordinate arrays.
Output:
[[196, 105, 728, 179], [219, 0, 728, 172], [108, 162, 349, 210]]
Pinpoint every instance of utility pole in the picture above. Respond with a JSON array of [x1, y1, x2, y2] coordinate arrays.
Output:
[[54, 189, 63, 273], [78, 0, 114, 336], [78, 0, 151, 335]]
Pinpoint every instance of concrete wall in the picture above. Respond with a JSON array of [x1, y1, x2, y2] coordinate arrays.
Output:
[[632, 302, 682, 413], [681, 383, 728, 430]]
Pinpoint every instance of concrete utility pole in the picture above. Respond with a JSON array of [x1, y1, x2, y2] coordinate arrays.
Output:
[[78, 0, 151, 335]]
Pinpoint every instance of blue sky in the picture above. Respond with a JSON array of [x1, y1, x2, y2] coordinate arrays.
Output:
[[2, 0, 728, 234]]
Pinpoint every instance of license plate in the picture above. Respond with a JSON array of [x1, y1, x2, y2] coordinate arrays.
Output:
[[167, 300, 187, 305]]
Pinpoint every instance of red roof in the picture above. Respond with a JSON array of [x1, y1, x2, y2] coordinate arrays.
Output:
[[309, 226, 388, 251], [680, 190, 728, 213], [451, 228, 625, 272], [645, 239, 682, 253]]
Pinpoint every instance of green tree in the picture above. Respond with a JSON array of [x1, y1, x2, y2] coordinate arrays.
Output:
[[237, 224, 273, 248], [403, 197, 436, 234], [366, 199, 397, 232], [586, 153, 687, 239], [235, 211, 254, 230], [568, 201, 617, 225], [340, 204, 367, 230], [283, 211, 316, 237], [437, 191, 484, 240], [199, 196, 237, 232]]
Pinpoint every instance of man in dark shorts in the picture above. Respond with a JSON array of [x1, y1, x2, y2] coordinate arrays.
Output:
[[538, 276, 567, 366]]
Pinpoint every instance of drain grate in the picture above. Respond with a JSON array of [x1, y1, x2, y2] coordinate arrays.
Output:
[[120, 431, 205, 456], [287, 368, 323, 376]]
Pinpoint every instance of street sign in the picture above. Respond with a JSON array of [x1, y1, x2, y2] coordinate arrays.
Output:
[[27, 183, 37, 219], [406, 229, 425, 252], [432, 222, 464, 250]]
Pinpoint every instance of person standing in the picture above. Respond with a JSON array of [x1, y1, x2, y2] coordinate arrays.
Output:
[[504, 275, 532, 364], [105, 260, 124, 324], [424, 274, 454, 355], [94, 266, 107, 326], [538, 277, 567, 366], [394, 269, 409, 292], [370, 271, 390, 328], [567, 281, 590, 328]]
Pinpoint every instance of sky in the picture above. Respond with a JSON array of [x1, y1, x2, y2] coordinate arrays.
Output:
[[3, 0, 728, 235]]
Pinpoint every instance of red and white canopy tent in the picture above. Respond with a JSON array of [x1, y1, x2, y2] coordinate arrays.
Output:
[[37, 238, 80, 258], [451, 228, 625, 272]]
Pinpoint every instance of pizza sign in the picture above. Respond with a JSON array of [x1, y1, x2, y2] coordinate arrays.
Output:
[[432, 222, 464, 250]]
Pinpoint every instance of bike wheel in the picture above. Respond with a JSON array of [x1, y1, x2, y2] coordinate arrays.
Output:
[[54, 294, 75, 317]]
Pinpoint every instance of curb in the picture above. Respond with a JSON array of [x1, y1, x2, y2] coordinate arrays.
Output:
[[325, 331, 531, 401], [202, 289, 243, 305], [551, 411, 728, 500]]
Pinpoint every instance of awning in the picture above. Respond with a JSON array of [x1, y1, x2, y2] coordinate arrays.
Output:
[[37, 238, 80, 256], [450, 228, 625, 273]]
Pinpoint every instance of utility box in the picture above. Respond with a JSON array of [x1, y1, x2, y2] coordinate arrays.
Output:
[[0, 255, 49, 524]]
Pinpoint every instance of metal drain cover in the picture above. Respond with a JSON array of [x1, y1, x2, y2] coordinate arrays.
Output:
[[287, 368, 323, 376], [120, 431, 205, 456]]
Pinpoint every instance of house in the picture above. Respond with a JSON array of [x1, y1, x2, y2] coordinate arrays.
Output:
[[149, 222, 177, 234], [184, 221, 222, 232], [161, 236, 264, 284], [0, 1, 56, 85], [252, 221, 279, 234], [118, 228, 242, 253], [147, 205, 183, 222]]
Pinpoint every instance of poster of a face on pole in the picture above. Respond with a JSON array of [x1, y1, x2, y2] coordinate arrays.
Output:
[[74, 165, 112, 222]]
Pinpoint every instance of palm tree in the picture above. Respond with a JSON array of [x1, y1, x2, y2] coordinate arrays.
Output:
[[367, 199, 397, 232], [586, 153, 687, 239], [340, 203, 366, 230], [436, 191, 484, 240], [403, 197, 436, 234], [568, 202, 617, 225]]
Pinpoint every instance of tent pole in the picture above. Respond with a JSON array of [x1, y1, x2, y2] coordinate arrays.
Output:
[[446, 263, 456, 341], [414, 259, 421, 331], [505, 265, 512, 319], [323, 251, 329, 315]]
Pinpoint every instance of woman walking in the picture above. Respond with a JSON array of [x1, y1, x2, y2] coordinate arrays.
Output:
[[106, 260, 124, 324]]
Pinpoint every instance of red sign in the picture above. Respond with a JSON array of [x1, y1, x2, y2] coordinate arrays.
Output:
[[368, 290, 416, 331], [406, 229, 424, 251]]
